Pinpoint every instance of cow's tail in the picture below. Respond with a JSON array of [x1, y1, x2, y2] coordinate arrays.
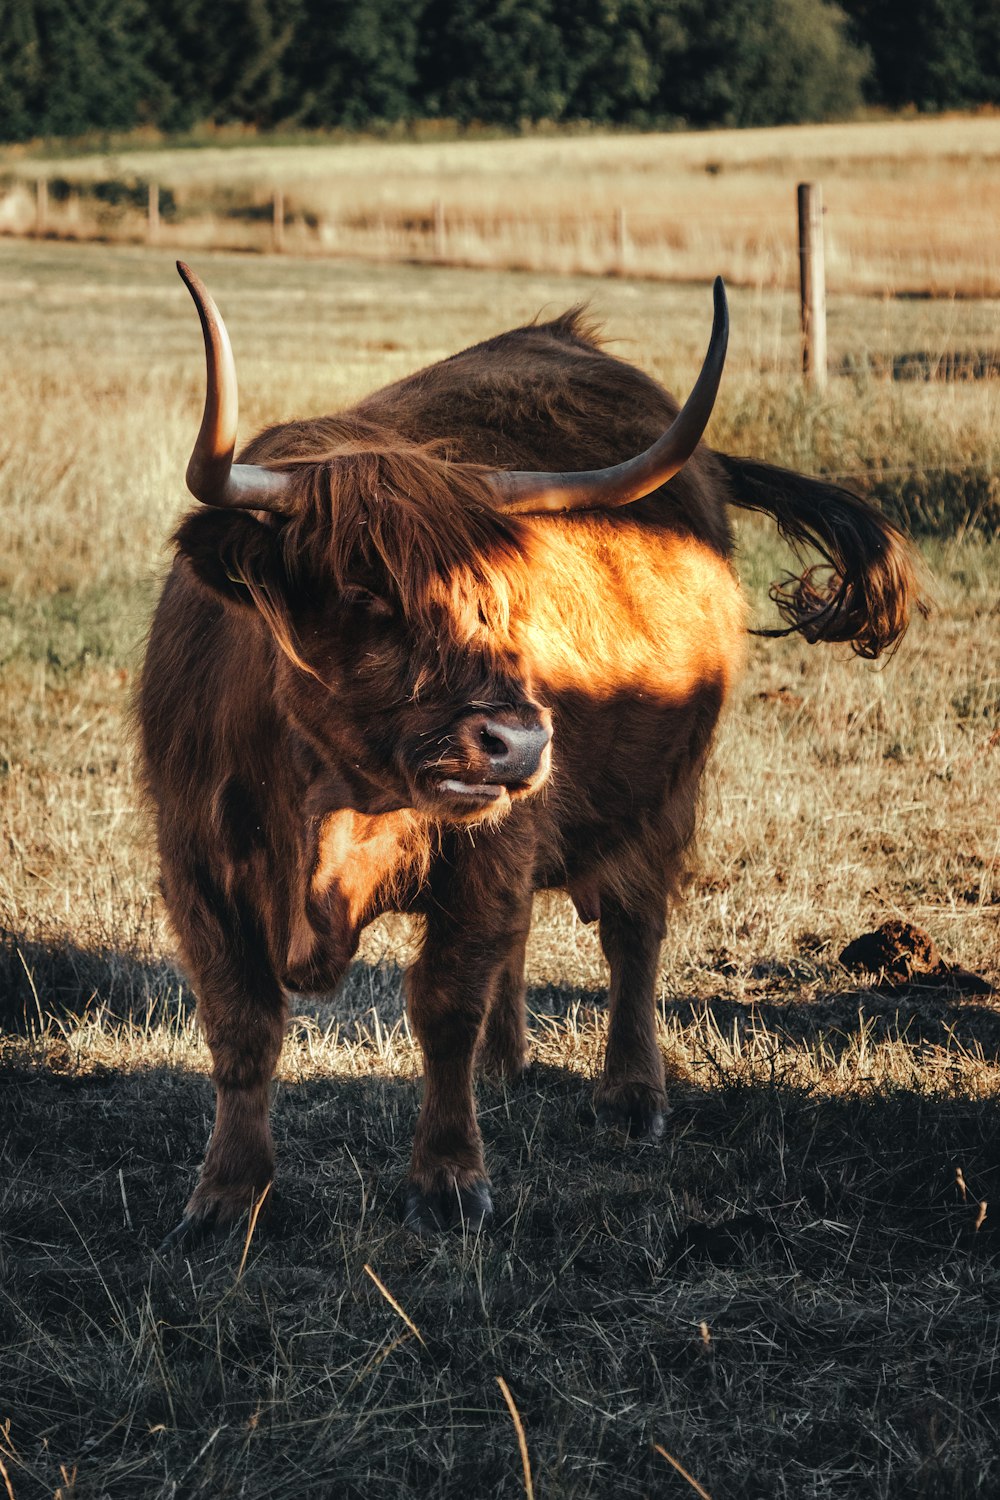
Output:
[[716, 453, 920, 660]]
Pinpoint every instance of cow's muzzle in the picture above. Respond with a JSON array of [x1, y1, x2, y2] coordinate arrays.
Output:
[[433, 706, 552, 809]]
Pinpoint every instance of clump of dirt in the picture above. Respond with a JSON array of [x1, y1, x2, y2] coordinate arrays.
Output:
[[840, 919, 994, 993]]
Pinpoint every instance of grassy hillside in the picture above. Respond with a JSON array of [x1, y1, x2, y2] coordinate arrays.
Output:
[[1, 237, 998, 1498]]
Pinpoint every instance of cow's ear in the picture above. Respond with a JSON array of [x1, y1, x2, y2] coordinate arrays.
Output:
[[174, 509, 287, 608]]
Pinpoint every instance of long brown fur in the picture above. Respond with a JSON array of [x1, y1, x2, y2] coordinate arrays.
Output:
[[139, 305, 916, 1240]]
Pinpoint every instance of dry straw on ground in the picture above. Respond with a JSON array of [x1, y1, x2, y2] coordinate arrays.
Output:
[[1, 219, 998, 1497]]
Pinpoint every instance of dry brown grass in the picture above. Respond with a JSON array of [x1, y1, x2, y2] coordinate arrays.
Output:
[[1, 236, 999, 1498], [4, 115, 1000, 294]]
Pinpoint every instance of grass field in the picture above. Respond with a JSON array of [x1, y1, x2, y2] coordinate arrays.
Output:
[[4, 115, 1000, 295], [1, 227, 999, 1498]]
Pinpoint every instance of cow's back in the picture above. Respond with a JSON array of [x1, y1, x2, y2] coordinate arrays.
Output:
[[364, 314, 735, 558], [240, 312, 735, 561]]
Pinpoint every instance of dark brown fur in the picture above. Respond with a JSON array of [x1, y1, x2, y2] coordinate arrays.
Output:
[[139, 308, 916, 1238]]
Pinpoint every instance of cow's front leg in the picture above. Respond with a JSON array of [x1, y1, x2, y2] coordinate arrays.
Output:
[[594, 885, 668, 1140], [159, 883, 286, 1251], [404, 857, 532, 1234], [475, 906, 532, 1081], [404, 943, 500, 1233]]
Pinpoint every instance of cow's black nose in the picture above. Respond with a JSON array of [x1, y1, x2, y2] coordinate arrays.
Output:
[[477, 715, 552, 782]]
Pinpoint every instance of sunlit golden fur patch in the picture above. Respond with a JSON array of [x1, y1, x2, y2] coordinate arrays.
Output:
[[240, 444, 748, 729], [515, 514, 747, 706], [310, 808, 431, 928]]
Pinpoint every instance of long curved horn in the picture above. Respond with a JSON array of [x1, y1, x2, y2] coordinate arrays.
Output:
[[178, 261, 294, 512], [490, 277, 729, 516]]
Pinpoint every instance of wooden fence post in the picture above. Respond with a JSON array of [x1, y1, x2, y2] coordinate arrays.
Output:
[[797, 182, 827, 392], [614, 206, 629, 275], [147, 181, 159, 244], [272, 189, 285, 253], [433, 198, 446, 260], [35, 178, 48, 237]]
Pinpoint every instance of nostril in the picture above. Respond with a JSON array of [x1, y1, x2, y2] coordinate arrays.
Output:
[[477, 716, 551, 779], [480, 726, 510, 760]]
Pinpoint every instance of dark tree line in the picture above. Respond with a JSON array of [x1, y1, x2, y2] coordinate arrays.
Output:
[[0, 0, 997, 142]]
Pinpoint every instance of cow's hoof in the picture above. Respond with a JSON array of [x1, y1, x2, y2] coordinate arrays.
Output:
[[157, 1180, 271, 1255], [403, 1178, 493, 1235], [594, 1085, 668, 1142], [157, 1214, 210, 1255], [596, 1106, 666, 1143]]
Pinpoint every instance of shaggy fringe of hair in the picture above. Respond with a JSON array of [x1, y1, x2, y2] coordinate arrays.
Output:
[[241, 421, 527, 639], [239, 569, 329, 685], [718, 455, 921, 660]]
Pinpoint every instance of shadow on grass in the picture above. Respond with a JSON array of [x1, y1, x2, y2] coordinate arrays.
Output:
[[3, 926, 1000, 1240], [0, 925, 193, 1030], [658, 983, 1000, 1056], [4, 932, 1000, 1497], [4, 922, 1000, 1054]]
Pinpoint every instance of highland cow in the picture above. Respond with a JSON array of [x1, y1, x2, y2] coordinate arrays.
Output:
[[141, 265, 914, 1244]]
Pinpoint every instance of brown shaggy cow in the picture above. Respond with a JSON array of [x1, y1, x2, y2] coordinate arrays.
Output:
[[141, 264, 915, 1246]]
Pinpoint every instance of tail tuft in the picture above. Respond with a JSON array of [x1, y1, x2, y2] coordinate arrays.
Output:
[[717, 454, 920, 660]]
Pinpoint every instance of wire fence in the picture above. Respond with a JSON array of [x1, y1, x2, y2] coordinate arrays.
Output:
[[4, 175, 1000, 304], [2, 174, 996, 532]]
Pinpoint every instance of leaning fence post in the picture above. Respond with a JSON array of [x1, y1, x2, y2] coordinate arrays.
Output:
[[35, 178, 48, 237], [147, 181, 159, 244], [797, 182, 827, 392], [272, 189, 285, 253], [433, 198, 446, 260]]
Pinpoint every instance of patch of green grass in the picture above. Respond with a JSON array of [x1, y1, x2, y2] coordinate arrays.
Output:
[[0, 581, 155, 671]]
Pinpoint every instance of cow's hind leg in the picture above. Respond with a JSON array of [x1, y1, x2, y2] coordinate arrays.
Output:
[[159, 871, 286, 1251], [594, 884, 667, 1140]]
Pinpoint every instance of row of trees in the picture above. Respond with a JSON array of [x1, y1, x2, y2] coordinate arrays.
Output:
[[1, 0, 998, 142]]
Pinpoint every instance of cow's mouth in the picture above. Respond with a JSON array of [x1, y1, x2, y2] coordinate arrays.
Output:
[[436, 777, 506, 802], [426, 770, 543, 820]]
